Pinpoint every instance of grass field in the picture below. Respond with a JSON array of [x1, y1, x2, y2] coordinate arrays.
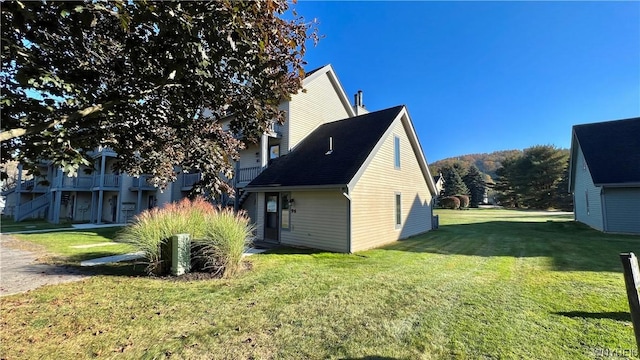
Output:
[[4, 226, 135, 265], [1, 209, 638, 359], [0, 217, 72, 233]]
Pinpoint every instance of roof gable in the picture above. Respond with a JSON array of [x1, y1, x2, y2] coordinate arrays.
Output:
[[247, 106, 404, 188], [571, 117, 640, 186], [302, 64, 355, 118]]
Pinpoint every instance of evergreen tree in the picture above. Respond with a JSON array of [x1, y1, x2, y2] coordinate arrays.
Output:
[[494, 145, 569, 209], [494, 156, 523, 207], [553, 159, 573, 211], [463, 165, 486, 207], [441, 164, 468, 197]]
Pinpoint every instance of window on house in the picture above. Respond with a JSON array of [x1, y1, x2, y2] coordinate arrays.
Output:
[[270, 145, 280, 160], [281, 192, 291, 230], [395, 193, 402, 227], [394, 136, 401, 169]]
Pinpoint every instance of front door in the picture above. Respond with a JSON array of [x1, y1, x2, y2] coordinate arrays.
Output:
[[264, 193, 279, 242]]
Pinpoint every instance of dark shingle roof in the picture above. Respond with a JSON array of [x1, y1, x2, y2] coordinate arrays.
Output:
[[573, 117, 640, 185], [247, 106, 405, 188]]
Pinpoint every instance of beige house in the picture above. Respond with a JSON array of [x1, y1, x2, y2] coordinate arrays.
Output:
[[4, 64, 438, 252], [243, 105, 438, 253]]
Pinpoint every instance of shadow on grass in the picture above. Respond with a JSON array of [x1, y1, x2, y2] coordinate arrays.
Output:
[[384, 220, 640, 273], [256, 247, 330, 256], [555, 311, 631, 322]]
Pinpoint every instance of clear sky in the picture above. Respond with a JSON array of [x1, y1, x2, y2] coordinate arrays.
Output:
[[291, 1, 640, 163]]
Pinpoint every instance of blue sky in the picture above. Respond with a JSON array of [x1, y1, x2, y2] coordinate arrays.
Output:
[[291, 1, 640, 163]]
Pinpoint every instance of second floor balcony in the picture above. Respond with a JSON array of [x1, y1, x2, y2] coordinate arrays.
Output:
[[130, 175, 158, 191], [92, 174, 122, 189], [181, 173, 202, 190], [54, 175, 94, 190], [15, 178, 50, 193]]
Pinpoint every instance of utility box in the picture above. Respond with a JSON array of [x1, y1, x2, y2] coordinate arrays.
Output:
[[432, 215, 439, 230], [171, 234, 191, 276]]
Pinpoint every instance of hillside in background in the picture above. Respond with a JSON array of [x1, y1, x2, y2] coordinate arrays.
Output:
[[429, 150, 523, 182]]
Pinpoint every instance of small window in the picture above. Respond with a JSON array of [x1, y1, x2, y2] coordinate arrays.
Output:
[[395, 193, 402, 227], [394, 136, 401, 169], [270, 145, 280, 160]]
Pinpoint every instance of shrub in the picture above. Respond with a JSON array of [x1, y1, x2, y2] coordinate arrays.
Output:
[[118, 197, 221, 275], [440, 196, 460, 209], [193, 208, 255, 278], [455, 195, 470, 209]]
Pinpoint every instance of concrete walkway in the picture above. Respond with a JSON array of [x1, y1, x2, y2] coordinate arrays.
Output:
[[80, 251, 146, 267], [79, 247, 267, 267]]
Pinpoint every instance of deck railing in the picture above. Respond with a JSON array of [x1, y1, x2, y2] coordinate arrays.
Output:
[[236, 166, 263, 184], [182, 173, 202, 188], [93, 174, 121, 188]]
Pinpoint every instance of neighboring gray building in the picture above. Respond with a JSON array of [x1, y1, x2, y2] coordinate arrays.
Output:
[[568, 117, 640, 234]]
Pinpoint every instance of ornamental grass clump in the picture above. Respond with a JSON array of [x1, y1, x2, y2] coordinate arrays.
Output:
[[193, 208, 255, 278], [117, 197, 216, 274]]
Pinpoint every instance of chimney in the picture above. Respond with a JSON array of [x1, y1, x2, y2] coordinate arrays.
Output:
[[352, 90, 369, 116]]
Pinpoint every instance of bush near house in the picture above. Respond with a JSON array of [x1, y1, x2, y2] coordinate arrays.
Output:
[[439, 196, 460, 209], [455, 194, 470, 209], [117, 198, 253, 277]]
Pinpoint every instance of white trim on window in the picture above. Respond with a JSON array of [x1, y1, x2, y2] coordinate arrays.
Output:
[[394, 135, 401, 169]]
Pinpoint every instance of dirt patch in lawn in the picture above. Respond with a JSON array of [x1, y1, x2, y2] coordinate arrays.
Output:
[[1, 235, 90, 297]]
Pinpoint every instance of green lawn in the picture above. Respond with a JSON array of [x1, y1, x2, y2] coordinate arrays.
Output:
[[1, 209, 638, 359], [6, 226, 135, 265], [0, 217, 73, 233]]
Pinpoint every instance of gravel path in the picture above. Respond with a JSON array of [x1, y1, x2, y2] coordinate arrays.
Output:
[[0, 235, 89, 297]]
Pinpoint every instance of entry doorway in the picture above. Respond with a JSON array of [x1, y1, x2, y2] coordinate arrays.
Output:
[[264, 193, 279, 242]]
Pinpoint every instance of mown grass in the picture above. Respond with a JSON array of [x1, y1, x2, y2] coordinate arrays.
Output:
[[1, 209, 638, 359], [0, 217, 72, 233], [7, 227, 135, 264]]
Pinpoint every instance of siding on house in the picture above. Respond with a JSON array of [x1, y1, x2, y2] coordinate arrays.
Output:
[[573, 147, 604, 231], [242, 192, 258, 227], [350, 117, 433, 252], [255, 192, 265, 241], [603, 188, 640, 234], [280, 190, 349, 252], [287, 72, 351, 152], [237, 143, 261, 170]]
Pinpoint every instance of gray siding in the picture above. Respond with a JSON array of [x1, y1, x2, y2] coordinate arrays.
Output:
[[241, 192, 258, 228], [573, 146, 604, 231], [603, 188, 640, 234]]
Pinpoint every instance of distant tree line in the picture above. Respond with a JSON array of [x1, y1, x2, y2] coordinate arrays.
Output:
[[432, 145, 573, 210], [429, 149, 522, 181]]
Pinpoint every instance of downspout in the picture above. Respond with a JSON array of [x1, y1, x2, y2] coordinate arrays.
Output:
[[342, 186, 352, 253]]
